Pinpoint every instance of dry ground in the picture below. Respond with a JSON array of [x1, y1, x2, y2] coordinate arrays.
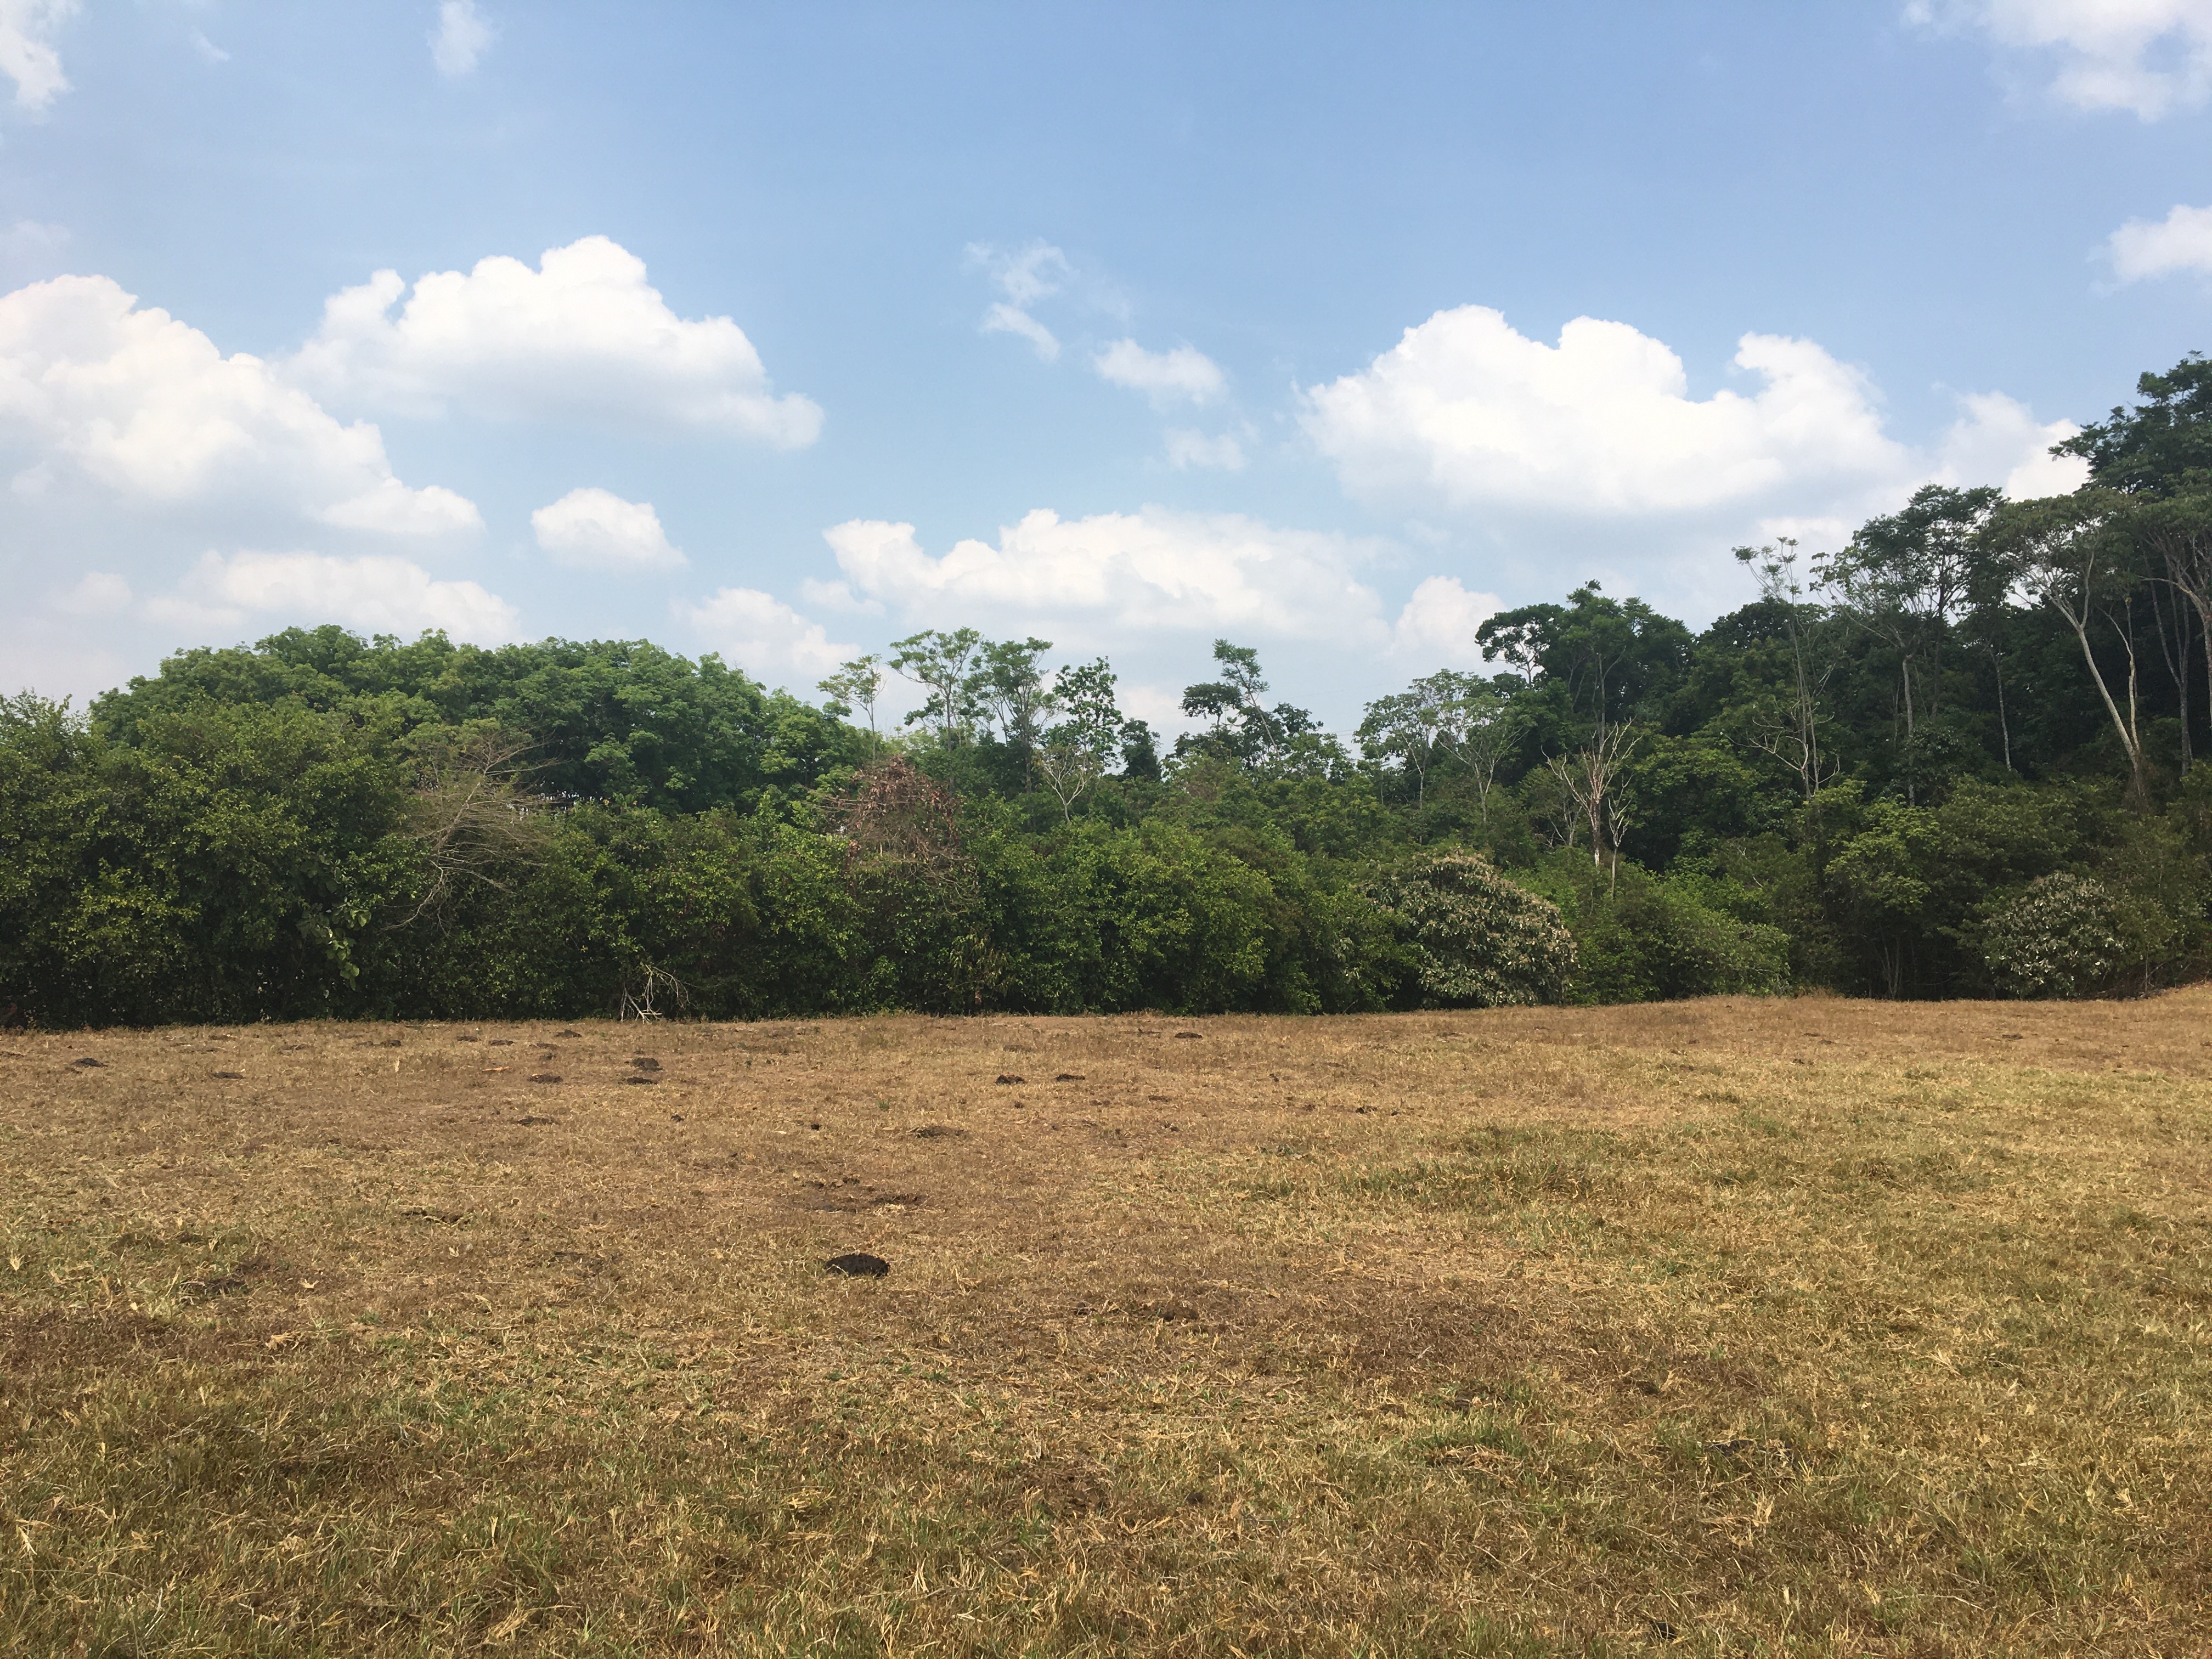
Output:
[[3, 991, 2210, 1656]]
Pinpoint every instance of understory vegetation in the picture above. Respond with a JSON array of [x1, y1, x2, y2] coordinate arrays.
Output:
[[8, 355, 2212, 1024]]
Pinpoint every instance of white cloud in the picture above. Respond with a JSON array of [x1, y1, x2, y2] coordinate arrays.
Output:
[[531, 487, 687, 571], [0, 0, 76, 115], [968, 241, 1070, 362], [1932, 390, 2089, 499], [0, 273, 481, 533], [1390, 575, 1502, 665], [1908, 0, 2212, 119], [1304, 302, 2083, 522], [289, 236, 823, 445], [1164, 428, 1247, 471], [2108, 201, 2212, 280], [55, 570, 130, 616], [822, 507, 1391, 644], [431, 0, 495, 77], [798, 574, 884, 615], [1303, 307, 1910, 518], [190, 30, 229, 65], [150, 551, 518, 644], [1094, 338, 1226, 405], [676, 587, 853, 688], [1301, 302, 2084, 623]]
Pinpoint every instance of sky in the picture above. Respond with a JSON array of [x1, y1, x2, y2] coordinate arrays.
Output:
[[3, 1, 2210, 733]]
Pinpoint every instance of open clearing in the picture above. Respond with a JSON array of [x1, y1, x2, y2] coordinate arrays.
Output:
[[3, 993, 2210, 1656]]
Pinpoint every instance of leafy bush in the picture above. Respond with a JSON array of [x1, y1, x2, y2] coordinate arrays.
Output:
[[1978, 874, 2125, 998], [1531, 855, 1790, 1003], [1367, 853, 1575, 1007]]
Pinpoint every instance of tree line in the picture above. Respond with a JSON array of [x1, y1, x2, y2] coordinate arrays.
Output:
[[4, 354, 2211, 1026]]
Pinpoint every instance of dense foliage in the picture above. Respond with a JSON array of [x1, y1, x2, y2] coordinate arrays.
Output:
[[8, 354, 2212, 1026]]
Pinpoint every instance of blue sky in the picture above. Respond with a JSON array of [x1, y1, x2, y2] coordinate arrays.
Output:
[[4, 1, 2210, 731]]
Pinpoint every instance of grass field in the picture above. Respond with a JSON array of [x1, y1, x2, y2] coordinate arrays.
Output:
[[3, 992, 2210, 1656]]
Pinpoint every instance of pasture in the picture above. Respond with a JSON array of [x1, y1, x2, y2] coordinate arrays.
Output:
[[3, 992, 2210, 1655]]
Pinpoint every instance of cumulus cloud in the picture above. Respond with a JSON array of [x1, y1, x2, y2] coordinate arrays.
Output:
[[0, 0, 76, 115], [1390, 575, 1502, 665], [289, 236, 822, 445], [0, 274, 481, 534], [2108, 202, 2212, 281], [1164, 428, 1246, 471], [676, 586, 853, 687], [968, 242, 1070, 362], [821, 507, 1391, 644], [1932, 390, 2088, 499], [1304, 303, 2082, 527], [431, 0, 495, 77], [531, 487, 687, 571], [1094, 338, 1226, 405], [1908, 0, 2212, 119], [148, 551, 517, 644], [1299, 302, 2086, 623], [1303, 307, 1914, 517]]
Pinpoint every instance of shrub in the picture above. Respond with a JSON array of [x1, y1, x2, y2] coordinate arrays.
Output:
[[1530, 855, 1790, 1003], [1368, 853, 1576, 1007], [1978, 873, 2125, 998]]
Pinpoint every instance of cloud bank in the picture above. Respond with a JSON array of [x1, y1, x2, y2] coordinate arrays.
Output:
[[149, 551, 517, 644], [819, 507, 1395, 646]]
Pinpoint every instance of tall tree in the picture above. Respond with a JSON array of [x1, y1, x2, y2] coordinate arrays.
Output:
[[889, 629, 985, 750], [817, 655, 885, 753], [1815, 486, 1999, 803], [2059, 352, 2212, 496], [1988, 490, 2151, 802], [1035, 657, 1124, 821], [1177, 640, 1317, 772], [968, 637, 1057, 786], [1476, 582, 1689, 746]]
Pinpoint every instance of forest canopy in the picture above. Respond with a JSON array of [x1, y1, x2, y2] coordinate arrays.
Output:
[[5, 355, 2212, 1027]]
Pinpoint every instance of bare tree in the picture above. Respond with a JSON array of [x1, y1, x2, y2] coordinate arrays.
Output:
[[392, 730, 552, 927], [617, 962, 690, 1022], [1734, 539, 1839, 802], [1546, 720, 1639, 888]]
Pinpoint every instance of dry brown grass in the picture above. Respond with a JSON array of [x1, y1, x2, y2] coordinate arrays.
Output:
[[3, 991, 2210, 1655]]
